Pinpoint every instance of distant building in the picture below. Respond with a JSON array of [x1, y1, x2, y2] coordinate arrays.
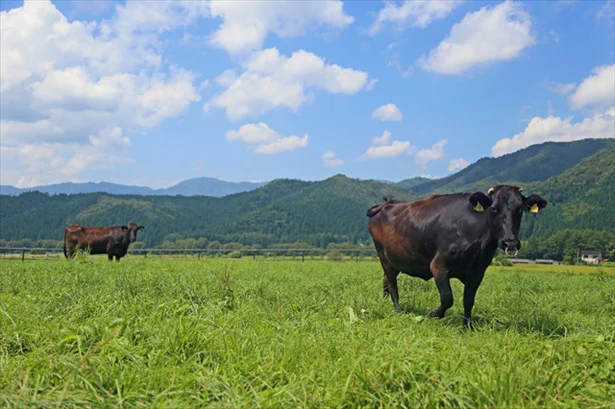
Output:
[[535, 259, 554, 265], [580, 249, 602, 265], [510, 258, 531, 264]]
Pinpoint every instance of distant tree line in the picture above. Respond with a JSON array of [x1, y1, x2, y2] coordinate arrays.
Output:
[[2, 229, 613, 263]]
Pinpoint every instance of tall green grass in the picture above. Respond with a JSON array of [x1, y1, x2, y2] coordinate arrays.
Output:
[[1, 258, 614, 408]]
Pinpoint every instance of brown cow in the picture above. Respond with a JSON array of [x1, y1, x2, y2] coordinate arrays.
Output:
[[64, 222, 144, 262], [367, 185, 547, 328]]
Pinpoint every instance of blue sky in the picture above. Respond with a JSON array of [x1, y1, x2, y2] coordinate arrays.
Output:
[[1, 0, 613, 188]]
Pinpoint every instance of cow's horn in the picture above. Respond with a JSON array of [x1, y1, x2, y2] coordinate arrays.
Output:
[[488, 187, 494, 195]]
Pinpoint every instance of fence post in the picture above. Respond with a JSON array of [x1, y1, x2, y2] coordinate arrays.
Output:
[[198, 252, 201, 260], [22, 249, 25, 262], [253, 251, 256, 260], [302, 250, 305, 262]]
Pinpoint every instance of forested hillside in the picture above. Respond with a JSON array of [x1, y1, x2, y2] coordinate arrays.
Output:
[[219, 175, 415, 246], [410, 138, 612, 194], [0, 179, 312, 247], [0, 176, 411, 247], [519, 146, 614, 238], [1, 139, 613, 260]]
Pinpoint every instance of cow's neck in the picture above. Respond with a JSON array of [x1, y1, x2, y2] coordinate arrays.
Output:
[[482, 211, 501, 256]]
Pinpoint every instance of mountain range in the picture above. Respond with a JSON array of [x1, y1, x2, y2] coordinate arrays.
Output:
[[1, 138, 613, 248], [0, 177, 267, 198]]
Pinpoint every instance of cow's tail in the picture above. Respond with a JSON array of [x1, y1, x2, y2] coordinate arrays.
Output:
[[366, 196, 395, 218], [63, 230, 68, 258]]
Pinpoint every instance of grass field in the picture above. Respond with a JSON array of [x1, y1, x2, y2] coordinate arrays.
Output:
[[1, 258, 614, 408]]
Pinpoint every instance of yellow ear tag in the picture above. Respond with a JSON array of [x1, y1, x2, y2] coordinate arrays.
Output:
[[529, 204, 539, 213], [474, 202, 484, 212]]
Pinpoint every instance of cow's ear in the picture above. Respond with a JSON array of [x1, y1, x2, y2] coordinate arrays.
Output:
[[469, 192, 493, 213], [121, 225, 128, 231], [525, 194, 548, 213], [137, 226, 144, 232]]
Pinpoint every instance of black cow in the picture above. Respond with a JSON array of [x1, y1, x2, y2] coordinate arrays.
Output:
[[366, 185, 547, 327], [64, 222, 144, 262]]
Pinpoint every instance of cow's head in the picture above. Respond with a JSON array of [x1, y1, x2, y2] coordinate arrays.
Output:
[[469, 185, 547, 255], [122, 222, 145, 243]]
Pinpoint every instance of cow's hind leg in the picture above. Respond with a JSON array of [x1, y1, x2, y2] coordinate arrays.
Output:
[[379, 261, 401, 313], [429, 256, 453, 319], [108, 254, 113, 261], [383, 274, 389, 297]]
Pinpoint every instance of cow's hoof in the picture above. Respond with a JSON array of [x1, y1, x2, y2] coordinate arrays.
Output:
[[463, 319, 476, 331], [428, 309, 443, 319]]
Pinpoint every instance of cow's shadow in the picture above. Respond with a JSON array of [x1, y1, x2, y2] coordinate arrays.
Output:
[[393, 303, 568, 338], [441, 312, 568, 337], [398, 303, 431, 317]]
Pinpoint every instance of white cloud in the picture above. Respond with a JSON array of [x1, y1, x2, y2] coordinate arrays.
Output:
[[448, 157, 470, 172], [198, 79, 210, 90], [369, 0, 463, 35], [0, 0, 202, 186], [372, 130, 392, 145], [226, 123, 308, 155], [386, 42, 413, 77], [321, 150, 344, 167], [255, 135, 309, 155], [569, 64, 615, 110], [491, 108, 615, 157], [372, 103, 403, 121], [359, 130, 415, 160], [208, 1, 353, 55], [543, 81, 576, 96], [215, 69, 237, 87], [226, 122, 280, 144], [418, 1, 535, 75], [596, 1, 614, 22], [1, 128, 134, 188], [416, 139, 448, 166], [503, 63, 615, 158], [208, 48, 371, 119]]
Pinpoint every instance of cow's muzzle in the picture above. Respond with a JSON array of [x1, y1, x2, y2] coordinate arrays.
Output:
[[502, 240, 520, 257], [505, 247, 519, 257]]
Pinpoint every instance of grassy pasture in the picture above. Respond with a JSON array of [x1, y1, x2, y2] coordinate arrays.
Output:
[[1, 258, 614, 408]]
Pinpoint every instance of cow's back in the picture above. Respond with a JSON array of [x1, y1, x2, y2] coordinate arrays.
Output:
[[66, 225, 120, 252]]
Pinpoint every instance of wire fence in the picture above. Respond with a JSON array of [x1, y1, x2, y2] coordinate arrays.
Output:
[[0, 247, 380, 262]]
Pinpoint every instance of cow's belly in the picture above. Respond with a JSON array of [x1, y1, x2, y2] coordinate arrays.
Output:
[[81, 240, 109, 254], [384, 247, 434, 280], [109, 247, 127, 256]]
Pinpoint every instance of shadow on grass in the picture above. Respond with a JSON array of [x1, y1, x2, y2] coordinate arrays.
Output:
[[381, 295, 568, 337], [437, 312, 568, 337], [398, 303, 431, 317]]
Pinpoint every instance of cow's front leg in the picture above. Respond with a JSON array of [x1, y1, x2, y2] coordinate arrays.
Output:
[[383, 274, 390, 297], [463, 273, 484, 329], [429, 257, 453, 319], [108, 254, 114, 261]]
